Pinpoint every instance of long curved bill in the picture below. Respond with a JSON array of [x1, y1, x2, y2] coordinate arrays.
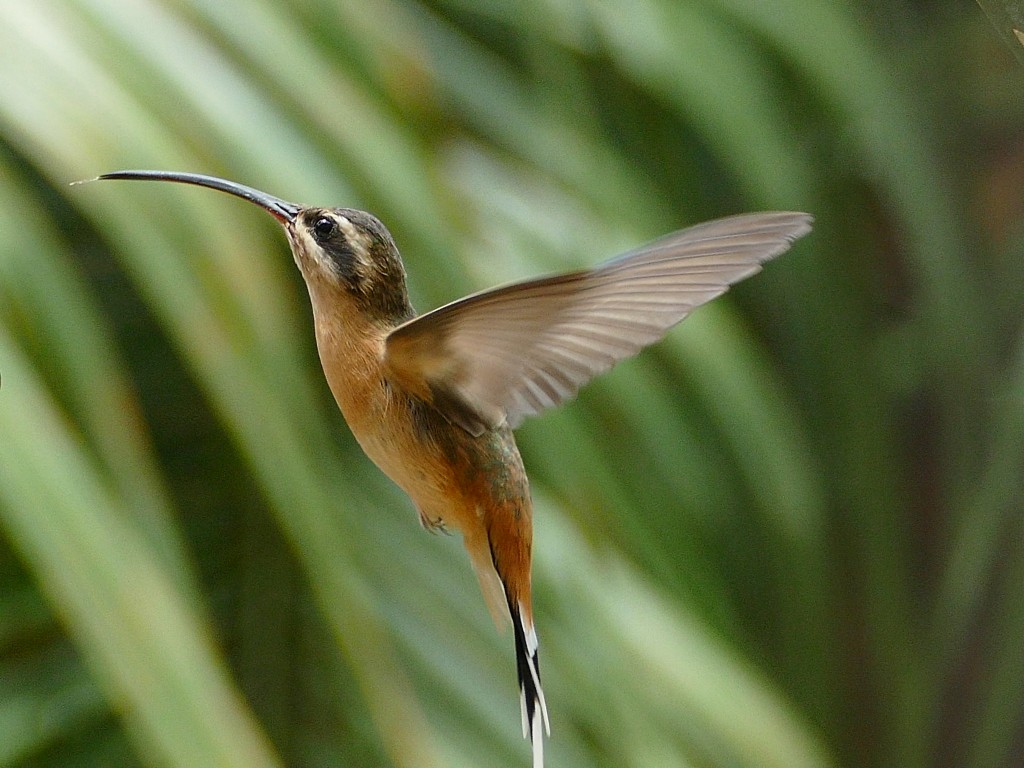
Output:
[[82, 170, 301, 224]]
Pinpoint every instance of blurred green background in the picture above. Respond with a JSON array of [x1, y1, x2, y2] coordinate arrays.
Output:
[[2, 0, 1024, 766]]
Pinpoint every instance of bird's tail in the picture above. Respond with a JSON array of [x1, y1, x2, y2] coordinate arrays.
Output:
[[510, 599, 550, 768]]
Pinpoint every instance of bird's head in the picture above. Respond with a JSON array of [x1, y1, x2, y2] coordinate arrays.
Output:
[[88, 170, 413, 323]]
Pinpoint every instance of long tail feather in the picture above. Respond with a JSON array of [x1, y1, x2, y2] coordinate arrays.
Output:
[[511, 601, 549, 767]]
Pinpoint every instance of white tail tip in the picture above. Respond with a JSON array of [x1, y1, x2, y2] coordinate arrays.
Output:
[[531, 708, 545, 768]]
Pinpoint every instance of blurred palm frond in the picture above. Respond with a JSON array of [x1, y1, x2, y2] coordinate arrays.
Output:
[[1, 1, 1022, 767]]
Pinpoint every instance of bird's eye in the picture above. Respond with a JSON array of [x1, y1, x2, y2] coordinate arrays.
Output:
[[312, 216, 336, 240]]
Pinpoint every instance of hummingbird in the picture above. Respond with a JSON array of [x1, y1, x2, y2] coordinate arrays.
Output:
[[85, 170, 811, 767]]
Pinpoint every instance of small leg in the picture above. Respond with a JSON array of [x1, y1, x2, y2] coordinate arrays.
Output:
[[417, 507, 449, 534]]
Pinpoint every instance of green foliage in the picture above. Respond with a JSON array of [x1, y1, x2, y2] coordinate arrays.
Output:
[[1, 1, 1021, 766]]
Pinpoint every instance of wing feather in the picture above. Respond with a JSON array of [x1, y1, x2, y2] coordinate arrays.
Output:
[[385, 211, 812, 435]]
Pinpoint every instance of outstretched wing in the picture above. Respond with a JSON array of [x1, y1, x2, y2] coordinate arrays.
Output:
[[385, 211, 812, 436]]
